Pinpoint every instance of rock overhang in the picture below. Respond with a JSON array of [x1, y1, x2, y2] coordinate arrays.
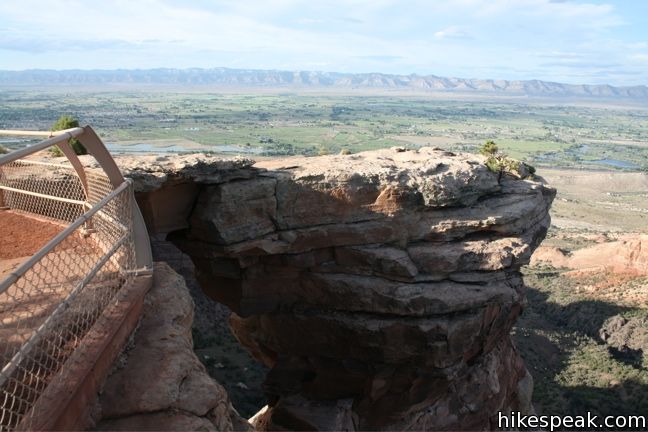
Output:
[[116, 146, 555, 431]]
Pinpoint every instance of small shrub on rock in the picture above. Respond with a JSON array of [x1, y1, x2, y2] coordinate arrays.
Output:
[[480, 140, 498, 156], [480, 140, 536, 181]]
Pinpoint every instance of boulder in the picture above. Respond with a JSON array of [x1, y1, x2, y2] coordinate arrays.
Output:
[[92, 262, 250, 432]]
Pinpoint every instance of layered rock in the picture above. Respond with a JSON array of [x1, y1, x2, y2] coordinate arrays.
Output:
[[124, 147, 555, 430]]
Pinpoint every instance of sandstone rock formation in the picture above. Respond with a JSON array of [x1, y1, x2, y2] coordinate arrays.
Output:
[[92, 262, 250, 431], [531, 234, 648, 276], [122, 147, 555, 430]]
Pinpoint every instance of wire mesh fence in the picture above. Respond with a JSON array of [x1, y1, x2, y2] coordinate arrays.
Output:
[[0, 160, 86, 224], [0, 157, 137, 431]]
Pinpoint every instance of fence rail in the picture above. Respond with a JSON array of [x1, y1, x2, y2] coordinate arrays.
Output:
[[0, 127, 151, 431]]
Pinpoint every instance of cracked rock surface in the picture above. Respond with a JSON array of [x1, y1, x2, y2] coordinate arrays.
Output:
[[120, 147, 554, 430]]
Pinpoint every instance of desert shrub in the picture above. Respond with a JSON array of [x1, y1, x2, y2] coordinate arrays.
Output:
[[502, 157, 521, 173], [485, 156, 501, 173], [480, 140, 499, 156], [50, 115, 87, 156], [339, 148, 352, 155], [480, 140, 535, 180]]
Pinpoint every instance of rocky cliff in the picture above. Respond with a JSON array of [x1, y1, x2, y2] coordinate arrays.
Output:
[[120, 147, 555, 430]]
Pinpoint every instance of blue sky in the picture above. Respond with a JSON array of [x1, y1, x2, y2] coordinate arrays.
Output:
[[1, 0, 647, 85]]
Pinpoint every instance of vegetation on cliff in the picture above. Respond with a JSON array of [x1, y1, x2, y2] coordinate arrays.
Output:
[[480, 140, 536, 180], [49, 115, 87, 156]]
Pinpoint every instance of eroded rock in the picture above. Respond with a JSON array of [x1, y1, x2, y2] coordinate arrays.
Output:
[[92, 262, 250, 432], [123, 147, 554, 431]]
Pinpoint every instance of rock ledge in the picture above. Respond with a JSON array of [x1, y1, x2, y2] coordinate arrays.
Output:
[[122, 147, 554, 430]]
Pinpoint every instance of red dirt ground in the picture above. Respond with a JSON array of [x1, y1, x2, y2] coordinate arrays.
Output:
[[0, 210, 64, 259]]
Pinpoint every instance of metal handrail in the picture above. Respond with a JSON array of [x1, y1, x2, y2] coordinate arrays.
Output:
[[0, 128, 84, 166], [0, 126, 152, 430], [0, 126, 152, 270], [0, 184, 87, 206], [0, 128, 79, 137]]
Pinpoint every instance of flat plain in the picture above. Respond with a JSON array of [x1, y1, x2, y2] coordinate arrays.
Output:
[[1, 90, 647, 170]]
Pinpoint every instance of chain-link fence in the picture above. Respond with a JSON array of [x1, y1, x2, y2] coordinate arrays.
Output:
[[0, 153, 139, 430], [0, 160, 86, 224]]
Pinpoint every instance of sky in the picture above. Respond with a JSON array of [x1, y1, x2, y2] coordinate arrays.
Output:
[[0, 0, 647, 86]]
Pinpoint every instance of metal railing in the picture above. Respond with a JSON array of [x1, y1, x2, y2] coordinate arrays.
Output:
[[0, 127, 152, 430]]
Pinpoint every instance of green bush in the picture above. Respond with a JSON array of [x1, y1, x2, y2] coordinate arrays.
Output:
[[479, 140, 498, 156], [502, 157, 521, 173], [50, 115, 87, 156], [481, 140, 535, 180], [485, 156, 501, 173], [0, 144, 8, 154]]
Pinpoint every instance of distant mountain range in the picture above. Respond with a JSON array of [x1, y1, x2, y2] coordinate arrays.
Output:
[[1, 68, 647, 99]]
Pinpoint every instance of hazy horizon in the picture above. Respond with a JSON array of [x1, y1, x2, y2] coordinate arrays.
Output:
[[2, 66, 648, 91], [1, 0, 647, 87]]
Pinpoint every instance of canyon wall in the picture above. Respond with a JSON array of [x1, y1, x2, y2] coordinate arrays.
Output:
[[121, 147, 554, 430]]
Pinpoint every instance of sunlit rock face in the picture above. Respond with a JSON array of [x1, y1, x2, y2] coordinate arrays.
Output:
[[126, 147, 555, 431]]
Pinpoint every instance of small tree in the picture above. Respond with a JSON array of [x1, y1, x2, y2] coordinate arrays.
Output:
[[479, 140, 498, 156], [479, 140, 535, 181], [50, 115, 87, 156]]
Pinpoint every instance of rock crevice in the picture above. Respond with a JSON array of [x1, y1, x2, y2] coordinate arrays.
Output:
[[124, 147, 554, 430]]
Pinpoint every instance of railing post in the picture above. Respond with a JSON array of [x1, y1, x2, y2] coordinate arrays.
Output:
[[56, 139, 90, 199], [77, 126, 153, 271], [0, 175, 5, 209], [0, 166, 7, 209]]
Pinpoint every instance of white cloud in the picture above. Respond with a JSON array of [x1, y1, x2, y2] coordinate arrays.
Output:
[[434, 26, 471, 40], [630, 54, 648, 63]]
